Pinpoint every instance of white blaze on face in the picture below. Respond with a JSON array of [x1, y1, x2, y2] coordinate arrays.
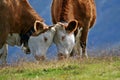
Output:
[[28, 27, 56, 58], [54, 23, 75, 55]]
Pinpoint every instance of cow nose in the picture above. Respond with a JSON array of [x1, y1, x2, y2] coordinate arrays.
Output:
[[58, 53, 67, 60], [35, 55, 45, 61]]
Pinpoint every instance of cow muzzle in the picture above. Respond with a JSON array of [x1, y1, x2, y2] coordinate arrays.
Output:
[[58, 53, 67, 60]]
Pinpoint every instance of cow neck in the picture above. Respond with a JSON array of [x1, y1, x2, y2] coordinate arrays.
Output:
[[59, 0, 69, 22], [20, 26, 35, 46]]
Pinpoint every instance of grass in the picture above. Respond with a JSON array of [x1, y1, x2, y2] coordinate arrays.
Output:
[[0, 57, 120, 80]]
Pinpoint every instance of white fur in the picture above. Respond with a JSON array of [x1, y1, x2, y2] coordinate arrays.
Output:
[[6, 34, 21, 46], [28, 27, 56, 59], [53, 24, 75, 57], [0, 44, 8, 64], [0, 34, 21, 64], [0, 45, 6, 54], [72, 28, 83, 57]]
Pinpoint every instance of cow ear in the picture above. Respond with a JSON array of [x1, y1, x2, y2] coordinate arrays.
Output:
[[34, 20, 44, 32], [65, 20, 78, 34], [33, 20, 48, 35]]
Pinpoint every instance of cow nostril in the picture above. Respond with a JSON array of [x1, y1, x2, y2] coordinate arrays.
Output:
[[35, 55, 45, 61], [58, 53, 67, 60], [58, 53, 63, 56]]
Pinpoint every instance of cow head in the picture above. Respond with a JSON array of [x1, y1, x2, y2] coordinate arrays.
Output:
[[6, 25, 55, 61], [21, 20, 49, 54], [27, 26, 56, 61], [53, 20, 82, 59]]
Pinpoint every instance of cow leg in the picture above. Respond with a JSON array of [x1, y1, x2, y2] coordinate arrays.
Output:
[[70, 28, 82, 58], [0, 40, 5, 49], [70, 41, 82, 58], [70, 26, 89, 59], [80, 27, 89, 58], [0, 28, 9, 64], [0, 44, 8, 65]]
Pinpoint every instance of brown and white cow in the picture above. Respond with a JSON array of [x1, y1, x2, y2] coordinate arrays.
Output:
[[4, 26, 56, 63], [0, 0, 49, 64], [51, 0, 96, 59]]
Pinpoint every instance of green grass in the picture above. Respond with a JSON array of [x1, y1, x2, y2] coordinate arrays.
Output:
[[0, 57, 120, 80]]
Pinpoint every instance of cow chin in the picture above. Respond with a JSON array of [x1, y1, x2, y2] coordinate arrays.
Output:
[[58, 53, 67, 60], [34, 55, 45, 61]]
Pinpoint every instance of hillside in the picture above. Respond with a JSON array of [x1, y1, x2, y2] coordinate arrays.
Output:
[[0, 57, 120, 80]]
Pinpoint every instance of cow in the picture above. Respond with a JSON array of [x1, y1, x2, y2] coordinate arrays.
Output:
[[51, 0, 96, 59], [2, 26, 56, 63], [0, 0, 49, 64]]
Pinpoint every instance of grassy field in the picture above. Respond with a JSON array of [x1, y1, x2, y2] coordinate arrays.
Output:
[[0, 57, 120, 80]]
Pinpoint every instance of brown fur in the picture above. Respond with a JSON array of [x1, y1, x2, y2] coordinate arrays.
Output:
[[0, 0, 46, 48], [51, 0, 96, 57]]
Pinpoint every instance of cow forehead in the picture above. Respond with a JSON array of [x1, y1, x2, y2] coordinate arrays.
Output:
[[54, 33, 75, 55], [28, 27, 56, 56], [29, 28, 55, 43], [56, 22, 68, 28]]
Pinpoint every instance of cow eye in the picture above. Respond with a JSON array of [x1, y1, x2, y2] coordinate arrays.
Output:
[[62, 36, 65, 41], [44, 36, 48, 42]]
